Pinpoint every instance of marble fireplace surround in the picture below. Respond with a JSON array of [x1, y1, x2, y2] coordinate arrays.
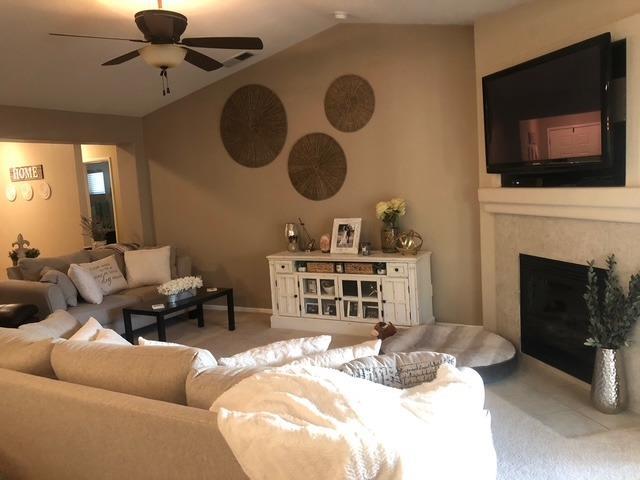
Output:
[[479, 187, 640, 413]]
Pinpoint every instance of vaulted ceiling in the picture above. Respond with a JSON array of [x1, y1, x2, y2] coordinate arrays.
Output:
[[1, 0, 528, 117]]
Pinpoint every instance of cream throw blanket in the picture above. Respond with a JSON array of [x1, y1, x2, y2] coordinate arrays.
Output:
[[212, 364, 496, 480]]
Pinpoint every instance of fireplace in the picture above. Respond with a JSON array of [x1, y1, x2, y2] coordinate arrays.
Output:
[[520, 254, 604, 383]]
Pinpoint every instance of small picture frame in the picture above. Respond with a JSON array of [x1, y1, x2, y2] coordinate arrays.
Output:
[[330, 218, 362, 255]]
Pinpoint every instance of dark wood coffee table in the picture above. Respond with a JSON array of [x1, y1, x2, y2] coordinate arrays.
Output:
[[122, 287, 234, 343]]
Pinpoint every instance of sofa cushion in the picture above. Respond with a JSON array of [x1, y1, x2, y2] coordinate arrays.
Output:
[[218, 335, 332, 368], [138, 337, 216, 366], [40, 267, 78, 307], [68, 264, 103, 304], [340, 351, 457, 389], [19, 310, 81, 339], [0, 327, 61, 377], [79, 255, 128, 295], [68, 294, 138, 326], [51, 341, 216, 404], [121, 285, 162, 303], [186, 365, 267, 409], [18, 250, 91, 281], [125, 246, 172, 288], [286, 339, 381, 369]]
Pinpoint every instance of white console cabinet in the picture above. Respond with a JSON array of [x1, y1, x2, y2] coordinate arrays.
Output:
[[267, 251, 434, 335]]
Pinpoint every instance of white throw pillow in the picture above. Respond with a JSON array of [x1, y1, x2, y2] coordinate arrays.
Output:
[[95, 328, 131, 346], [218, 335, 332, 368], [68, 264, 103, 304], [79, 255, 127, 295], [286, 339, 382, 369], [19, 310, 81, 339], [68, 317, 103, 341], [138, 336, 217, 367], [125, 246, 172, 288]]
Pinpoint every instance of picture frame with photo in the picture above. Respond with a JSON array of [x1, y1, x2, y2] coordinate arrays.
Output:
[[330, 218, 362, 254]]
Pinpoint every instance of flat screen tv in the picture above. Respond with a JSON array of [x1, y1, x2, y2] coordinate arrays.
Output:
[[483, 33, 612, 174]]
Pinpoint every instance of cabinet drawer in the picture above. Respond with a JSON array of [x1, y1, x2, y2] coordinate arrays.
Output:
[[387, 263, 407, 277], [275, 261, 293, 273]]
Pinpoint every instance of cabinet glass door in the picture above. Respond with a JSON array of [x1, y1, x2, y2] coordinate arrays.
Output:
[[301, 274, 338, 319], [339, 276, 382, 323]]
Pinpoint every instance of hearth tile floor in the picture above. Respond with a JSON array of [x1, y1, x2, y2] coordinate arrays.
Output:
[[161, 310, 640, 438]]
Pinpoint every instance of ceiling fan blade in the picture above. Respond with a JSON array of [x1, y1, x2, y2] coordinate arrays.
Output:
[[50, 33, 147, 43], [102, 49, 141, 66], [183, 48, 223, 71], [181, 37, 263, 50]]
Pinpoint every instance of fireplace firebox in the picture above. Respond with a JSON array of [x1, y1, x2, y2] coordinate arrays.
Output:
[[520, 254, 604, 383]]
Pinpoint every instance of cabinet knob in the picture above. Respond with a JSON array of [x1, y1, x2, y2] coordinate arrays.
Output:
[[294, 294, 298, 298], [394, 268, 399, 272], [281, 265, 285, 269]]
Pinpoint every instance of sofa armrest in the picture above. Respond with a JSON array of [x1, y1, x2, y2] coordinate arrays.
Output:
[[6, 266, 23, 280], [0, 280, 67, 319], [176, 255, 192, 278]]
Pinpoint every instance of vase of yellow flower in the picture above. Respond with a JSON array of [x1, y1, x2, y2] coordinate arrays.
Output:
[[376, 198, 407, 253]]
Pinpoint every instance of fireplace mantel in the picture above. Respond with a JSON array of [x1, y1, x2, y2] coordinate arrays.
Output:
[[478, 187, 640, 224]]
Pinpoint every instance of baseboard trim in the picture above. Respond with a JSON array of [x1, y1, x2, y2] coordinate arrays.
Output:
[[203, 305, 272, 314]]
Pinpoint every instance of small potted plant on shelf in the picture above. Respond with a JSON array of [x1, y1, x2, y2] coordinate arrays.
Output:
[[584, 254, 640, 414], [8, 247, 40, 266], [375, 198, 407, 253]]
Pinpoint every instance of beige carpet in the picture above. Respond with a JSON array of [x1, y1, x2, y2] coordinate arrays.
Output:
[[160, 311, 640, 479]]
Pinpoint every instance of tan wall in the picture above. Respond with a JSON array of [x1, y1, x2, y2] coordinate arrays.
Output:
[[475, 0, 640, 187], [143, 24, 481, 323], [0, 142, 85, 272], [0, 105, 154, 245], [81, 144, 145, 244]]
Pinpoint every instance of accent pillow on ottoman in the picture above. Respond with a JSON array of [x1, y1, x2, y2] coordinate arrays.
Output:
[[340, 351, 456, 389], [124, 246, 172, 288]]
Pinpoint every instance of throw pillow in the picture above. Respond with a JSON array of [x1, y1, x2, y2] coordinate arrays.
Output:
[[79, 255, 128, 295], [40, 267, 78, 307], [340, 351, 457, 389], [218, 335, 332, 368], [95, 328, 131, 346], [19, 310, 81, 339], [68, 264, 104, 304], [68, 317, 103, 341], [138, 336, 217, 367], [125, 246, 172, 288], [286, 339, 381, 369]]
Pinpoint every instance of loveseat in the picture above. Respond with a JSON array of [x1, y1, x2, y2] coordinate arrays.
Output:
[[0, 247, 191, 332]]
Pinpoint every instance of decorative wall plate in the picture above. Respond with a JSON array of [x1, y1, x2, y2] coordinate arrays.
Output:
[[324, 74, 375, 132], [21, 183, 33, 201], [38, 181, 52, 200], [288, 133, 347, 201], [220, 84, 287, 168], [5, 185, 16, 202]]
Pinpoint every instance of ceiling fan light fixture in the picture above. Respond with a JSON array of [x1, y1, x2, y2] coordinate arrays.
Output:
[[140, 44, 186, 68]]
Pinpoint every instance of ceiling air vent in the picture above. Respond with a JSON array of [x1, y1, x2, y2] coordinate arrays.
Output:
[[223, 52, 255, 67]]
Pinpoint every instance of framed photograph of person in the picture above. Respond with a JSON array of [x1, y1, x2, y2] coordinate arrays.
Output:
[[330, 218, 362, 255]]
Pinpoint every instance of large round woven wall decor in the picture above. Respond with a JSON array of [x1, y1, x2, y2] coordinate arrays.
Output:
[[324, 74, 375, 132], [220, 84, 287, 168], [288, 133, 347, 201]]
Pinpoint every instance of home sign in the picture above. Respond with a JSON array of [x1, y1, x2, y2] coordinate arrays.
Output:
[[10, 165, 44, 182]]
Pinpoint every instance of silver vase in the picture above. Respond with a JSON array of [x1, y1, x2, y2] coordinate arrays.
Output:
[[591, 347, 628, 414], [167, 288, 197, 305]]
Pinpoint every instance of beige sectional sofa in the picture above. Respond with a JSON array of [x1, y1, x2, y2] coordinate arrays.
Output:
[[0, 247, 191, 331], [0, 316, 247, 480]]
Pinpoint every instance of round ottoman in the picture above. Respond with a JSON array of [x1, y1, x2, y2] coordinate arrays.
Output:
[[0, 304, 39, 329], [381, 324, 517, 383]]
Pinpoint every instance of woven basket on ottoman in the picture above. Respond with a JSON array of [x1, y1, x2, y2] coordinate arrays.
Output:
[[381, 324, 517, 383]]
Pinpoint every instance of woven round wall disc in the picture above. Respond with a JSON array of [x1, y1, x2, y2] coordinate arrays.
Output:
[[324, 74, 375, 132], [220, 84, 287, 168], [288, 133, 347, 201]]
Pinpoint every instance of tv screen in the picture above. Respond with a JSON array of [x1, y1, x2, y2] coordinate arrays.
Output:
[[483, 34, 612, 174]]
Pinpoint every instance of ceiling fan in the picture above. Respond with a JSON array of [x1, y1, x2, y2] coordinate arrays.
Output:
[[50, 0, 263, 95]]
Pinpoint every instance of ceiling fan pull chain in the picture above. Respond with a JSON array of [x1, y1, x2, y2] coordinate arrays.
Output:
[[160, 68, 166, 96], [166, 70, 171, 95]]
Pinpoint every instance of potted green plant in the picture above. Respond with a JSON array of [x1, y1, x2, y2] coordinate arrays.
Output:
[[584, 254, 640, 413]]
